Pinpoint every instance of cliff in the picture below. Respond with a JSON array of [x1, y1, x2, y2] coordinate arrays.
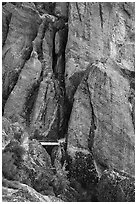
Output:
[[2, 2, 135, 202]]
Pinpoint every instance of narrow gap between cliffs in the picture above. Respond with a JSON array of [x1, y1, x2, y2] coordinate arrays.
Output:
[[50, 12, 73, 140], [23, 4, 73, 142]]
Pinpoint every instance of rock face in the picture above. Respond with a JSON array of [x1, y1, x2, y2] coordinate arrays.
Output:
[[88, 61, 134, 175], [2, 2, 135, 202], [65, 2, 135, 102], [66, 2, 135, 181], [2, 3, 41, 110], [4, 51, 42, 125], [3, 2, 68, 142]]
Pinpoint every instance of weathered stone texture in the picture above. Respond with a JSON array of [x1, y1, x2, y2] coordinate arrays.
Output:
[[88, 61, 134, 175], [65, 2, 135, 102], [67, 61, 134, 178], [2, 3, 41, 109], [2, 2, 135, 202], [97, 169, 135, 202]]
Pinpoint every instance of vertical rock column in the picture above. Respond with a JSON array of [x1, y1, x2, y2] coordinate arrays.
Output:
[[26, 15, 58, 141], [30, 3, 69, 141], [4, 50, 42, 125], [2, 3, 41, 110]]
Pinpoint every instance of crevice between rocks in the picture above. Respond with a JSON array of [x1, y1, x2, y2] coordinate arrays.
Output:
[[99, 3, 103, 29], [86, 78, 97, 151]]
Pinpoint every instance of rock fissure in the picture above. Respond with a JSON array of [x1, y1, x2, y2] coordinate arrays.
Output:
[[99, 3, 103, 29], [86, 81, 97, 151], [75, 3, 82, 22]]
